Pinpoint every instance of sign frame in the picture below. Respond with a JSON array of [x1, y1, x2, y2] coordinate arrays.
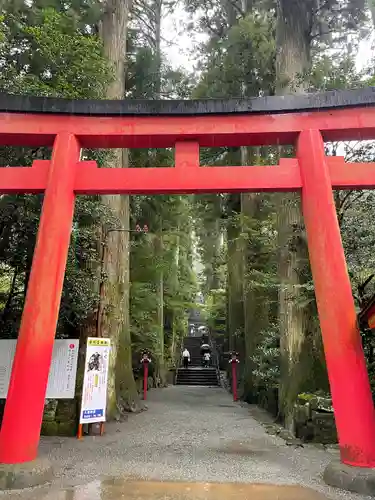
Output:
[[79, 337, 111, 429], [0, 339, 79, 399]]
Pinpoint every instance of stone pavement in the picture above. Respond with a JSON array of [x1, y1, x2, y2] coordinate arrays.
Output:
[[0, 386, 372, 500]]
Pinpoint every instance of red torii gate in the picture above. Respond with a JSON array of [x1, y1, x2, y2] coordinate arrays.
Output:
[[0, 89, 375, 469]]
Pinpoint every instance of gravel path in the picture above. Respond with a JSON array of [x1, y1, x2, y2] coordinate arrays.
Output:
[[1, 386, 372, 499]]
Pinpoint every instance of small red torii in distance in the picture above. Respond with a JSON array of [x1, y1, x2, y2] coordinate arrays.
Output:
[[0, 89, 375, 469]]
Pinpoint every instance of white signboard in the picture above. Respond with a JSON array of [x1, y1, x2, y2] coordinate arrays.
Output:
[[79, 337, 110, 424], [0, 339, 79, 399]]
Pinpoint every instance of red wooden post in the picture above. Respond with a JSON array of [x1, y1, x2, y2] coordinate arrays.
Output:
[[232, 362, 237, 402], [230, 357, 238, 402], [298, 129, 375, 467], [77, 424, 83, 440], [143, 361, 149, 400], [0, 133, 80, 464]]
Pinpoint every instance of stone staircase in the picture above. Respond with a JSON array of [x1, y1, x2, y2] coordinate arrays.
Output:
[[176, 336, 219, 386], [176, 367, 219, 386]]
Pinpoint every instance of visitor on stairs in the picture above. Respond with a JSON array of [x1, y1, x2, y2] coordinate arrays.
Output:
[[203, 352, 211, 368], [203, 352, 211, 367], [182, 348, 190, 368]]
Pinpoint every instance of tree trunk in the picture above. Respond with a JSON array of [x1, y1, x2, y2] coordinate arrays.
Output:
[[227, 195, 244, 354], [170, 232, 180, 365], [239, 147, 258, 400], [154, 0, 162, 97], [226, 0, 255, 396], [276, 1, 313, 94], [99, 0, 140, 415], [369, 0, 375, 30], [154, 216, 166, 386], [275, 0, 315, 429], [153, 3, 166, 386], [241, 190, 272, 401], [201, 195, 223, 294]]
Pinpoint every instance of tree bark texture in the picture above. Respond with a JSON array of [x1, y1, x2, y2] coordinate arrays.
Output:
[[99, 0, 140, 414], [227, 195, 244, 355], [241, 190, 272, 401], [275, 0, 318, 429], [170, 231, 180, 366], [153, 217, 166, 387]]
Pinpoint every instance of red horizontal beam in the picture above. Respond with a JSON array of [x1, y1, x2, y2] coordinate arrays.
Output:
[[2, 157, 375, 194], [328, 156, 375, 189], [75, 158, 301, 194], [0, 160, 49, 193], [1, 107, 375, 148]]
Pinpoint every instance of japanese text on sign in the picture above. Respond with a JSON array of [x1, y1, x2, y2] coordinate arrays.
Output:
[[0, 339, 79, 399], [79, 337, 111, 424]]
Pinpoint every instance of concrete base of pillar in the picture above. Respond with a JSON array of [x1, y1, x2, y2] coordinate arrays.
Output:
[[324, 460, 375, 496], [0, 458, 53, 490]]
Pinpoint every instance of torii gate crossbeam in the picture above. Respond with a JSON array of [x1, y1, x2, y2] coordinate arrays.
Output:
[[0, 89, 374, 469]]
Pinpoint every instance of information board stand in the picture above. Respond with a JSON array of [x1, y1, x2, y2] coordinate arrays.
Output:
[[0, 339, 79, 399], [78, 337, 111, 439]]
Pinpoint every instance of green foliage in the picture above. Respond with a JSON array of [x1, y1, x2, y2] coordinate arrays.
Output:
[[127, 45, 191, 99], [0, 2, 110, 340], [129, 194, 198, 366], [0, 7, 110, 97], [204, 288, 226, 337], [194, 11, 275, 98], [193, 194, 226, 294], [309, 55, 365, 91], [251, 324, 280, 390]]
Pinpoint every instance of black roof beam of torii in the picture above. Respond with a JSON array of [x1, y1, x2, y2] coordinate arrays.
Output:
[[1, 87, 375, 116]]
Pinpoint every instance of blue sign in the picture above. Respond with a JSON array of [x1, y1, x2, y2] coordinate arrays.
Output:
[[82, 409, 104, 419]]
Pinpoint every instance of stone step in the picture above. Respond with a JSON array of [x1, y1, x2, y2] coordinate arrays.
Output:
[[176, 381, 219, 386], [176, 366, 219, 386], [185, 364, 214, 367], [177, 369, 217, 374], [178, 369, 216, 371], [176, 375, 219, 382]]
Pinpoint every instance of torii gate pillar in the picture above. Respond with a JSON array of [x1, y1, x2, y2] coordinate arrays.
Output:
[[0, 133, 80, 463], [298, 130, 375, 467]]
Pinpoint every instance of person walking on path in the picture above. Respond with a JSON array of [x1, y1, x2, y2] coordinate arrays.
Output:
[[182, 348, 190, 369]]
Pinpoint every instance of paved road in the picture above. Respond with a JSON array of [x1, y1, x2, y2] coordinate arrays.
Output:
[[0, 386, 371, 499]]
